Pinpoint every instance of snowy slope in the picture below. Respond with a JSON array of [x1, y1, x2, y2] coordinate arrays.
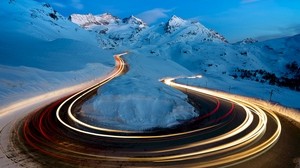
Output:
[[0, 0, 198, 131], [70, 12, 300, 110], [174, 34, 300, 108], [0, 0, 116, 70], [70, 14, 227, 49], [0, 0, 114, 106], [70, 13, 120, 28], [70, 13, 148, 49], [1, 0, 299, 133], [0, 0, 97, 43], [256, 34, 300, 73]]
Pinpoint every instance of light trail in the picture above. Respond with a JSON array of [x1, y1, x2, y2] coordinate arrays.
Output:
[[55, 54, 227, 139], [159, 77, 281, 166], [56, 53, 135, 134], [8, 56, 282, 167]]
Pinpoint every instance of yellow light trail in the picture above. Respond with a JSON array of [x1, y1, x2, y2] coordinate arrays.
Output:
[[43, 58, 282, 167]]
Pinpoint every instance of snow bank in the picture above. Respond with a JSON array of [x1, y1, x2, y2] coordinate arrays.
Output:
[[80, 52, 198, 131], [177, 74, 300, 109], [0, 64, 111, 108], [176, 75, 300, 126]]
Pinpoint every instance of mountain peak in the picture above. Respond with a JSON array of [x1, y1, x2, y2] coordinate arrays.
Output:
[[70, 13, 120, 28], [165, 15, 186, 33], [241, 38, 258, 44], [99, 13, 117, 19], [122, 15, 146, 28], [170, 15, 182, 20], [169, 15, 185, 24]]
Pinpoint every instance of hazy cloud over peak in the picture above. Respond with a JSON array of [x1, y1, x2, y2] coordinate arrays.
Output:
[[137, 8, 173, 25]]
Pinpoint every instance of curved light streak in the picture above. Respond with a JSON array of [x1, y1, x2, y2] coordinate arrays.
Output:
[[12, 57, 282, 168]]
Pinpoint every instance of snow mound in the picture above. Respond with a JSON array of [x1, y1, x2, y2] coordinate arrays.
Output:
[[80, 53, 198, 131]]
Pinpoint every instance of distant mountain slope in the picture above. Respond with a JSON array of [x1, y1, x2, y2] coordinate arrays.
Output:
[[0, 0, 97, 43], [0, 0, 114, 106], [70, 13, 121, 28], [70, 13, 227, 49], [0, 0, 113, 71], [0, 0, 198, 130], [69, 12, 300, 91], [70, 12, 300, 108]]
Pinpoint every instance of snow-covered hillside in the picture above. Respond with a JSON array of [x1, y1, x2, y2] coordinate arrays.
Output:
[[1, 0, 299, 131], [70, 13, 120, 28], [1, 0, 99, 43], [0, 0, 114, 106], [71, 13, 227, 49], [70, 12, 299, 110], [0, 0, 198, 131]]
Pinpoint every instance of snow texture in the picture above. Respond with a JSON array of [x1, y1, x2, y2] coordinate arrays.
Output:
[[0, 0, 299, 131], [0, 0, 113, 106]]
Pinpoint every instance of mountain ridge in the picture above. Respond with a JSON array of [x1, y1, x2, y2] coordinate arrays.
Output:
[[0, 0, 299, 131], [69, 13, 228, 49]]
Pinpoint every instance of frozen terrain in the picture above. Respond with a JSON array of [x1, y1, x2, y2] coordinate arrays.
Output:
[[71, 13, 300, 110], [80, 52, 197, 131], [0, 0, 198, 130], [0, 0, 115, 107], [0, 0, 299, 131]]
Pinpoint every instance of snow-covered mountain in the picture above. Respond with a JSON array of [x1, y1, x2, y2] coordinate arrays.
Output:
[[235, 38, 258, 45], [70, 14, 227, 49], [69, 13, 121, 28], [164, 15, 187, 33], [0, 0, 299, 131], [0, 0, 198, 131], [0, 0, 98, 43], [69, 12, 300, 106], [123, 15, 147, 28], [164, 15, 227, 43], [70, 12, 298, 84], [0, 0, 115, 105]]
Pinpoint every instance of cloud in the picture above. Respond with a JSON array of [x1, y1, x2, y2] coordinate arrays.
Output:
[[71, 0, 83, 10], [241, 0, 260, 4], [136, 8, 173, 25], [281, 24, 300, 34], [255, 24, 300, 41]]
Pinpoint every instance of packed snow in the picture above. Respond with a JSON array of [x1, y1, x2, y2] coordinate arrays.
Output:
[[80, 52, 197, 131]]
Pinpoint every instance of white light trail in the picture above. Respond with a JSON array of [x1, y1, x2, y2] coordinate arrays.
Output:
[[53, 60, 281, 167]]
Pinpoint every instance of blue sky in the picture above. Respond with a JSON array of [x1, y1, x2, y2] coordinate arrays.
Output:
[[40, 0, 300, 42]]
